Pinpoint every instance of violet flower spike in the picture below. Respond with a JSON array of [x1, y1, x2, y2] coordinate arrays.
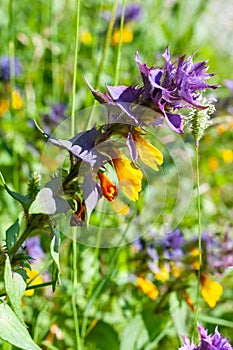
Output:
[[179, 324, 233, 350], [0, 56, 22, 81]]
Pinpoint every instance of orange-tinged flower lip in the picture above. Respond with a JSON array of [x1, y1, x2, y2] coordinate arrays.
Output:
[[132, 133, 163, 171], [70, 203, 86, 226], [98, 172, 118, 201], [112, 152, 143, 201]]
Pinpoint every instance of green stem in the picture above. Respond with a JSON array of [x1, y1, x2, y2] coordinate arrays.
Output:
[[114, 0, 126, 85], [95, 0, 118, 89], [72, 238, 82, 350], [71, 1, 82, 348], [192, 143, 202, 339], [80, 202, 106, 344], [51, 0, 59, 102], [71, 0, 81, 135], [0, 281, 53, 299], [81, 210, 136, 336], [8, 0, 19, 193], [9, 215, 43, 257], [86, 0, 118, 135]]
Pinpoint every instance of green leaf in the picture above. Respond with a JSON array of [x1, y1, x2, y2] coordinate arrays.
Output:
[[142, 302, 167, 341], [4, 255, 26, 325], [29, 188, 56, 214], [50, 230, 60, 291], [120, 315, 149, 350], [0, 172, 5, 187], [5, 219, 20, 251], [0, 302, 41, 350], [169, 292, 189, 341], [198, 314, 233, 328], [0, 172, 32, 209], [86, 320, 120, 350]]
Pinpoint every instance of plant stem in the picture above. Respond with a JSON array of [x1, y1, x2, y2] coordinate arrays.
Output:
[[0, 281, 53, 298], [51, 0, 59, 102], [114, 0, 126, 85], [72, 238, 82, 350], [95, 0, 118, 89], [86, 0, 118, 131], [71, 1, 82, 349], [9, 215, 44, 257], [8, 0, 19, 193], [192, 143, 202, 339], [71, 0, 80, 136], [80, 202, 106, 345]]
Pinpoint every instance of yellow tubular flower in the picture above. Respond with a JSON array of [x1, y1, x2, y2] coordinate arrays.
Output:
[[0, 99, 10, 117], [11, 90, 23, 110], [190, 248, 200, 270], [111, 198, 130, 215], [137, 276, 159, 300], [24, 268, 43, 296], [113, 152, 143, 201], [208, 156, 219, 171], [80, 31, 93, 45], [112, 27, 133, 45], [154, 265, 170, 283], [98, 172, 118, 201], [132, 133, 163, 171], [201, 274, 223, 308], [222, 149, 233, 163]]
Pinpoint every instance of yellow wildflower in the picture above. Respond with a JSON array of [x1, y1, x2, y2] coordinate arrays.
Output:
[[208, 156, 219, 171], [154, 265, 170, 282], [137, 276, 158, 300], [216, 125, 226, 134], [112, 27, 133, 45], [24, 268, 43, 296], [112, 152, 143, 201], [190, 248, 200, 270], [171, 264, 182, 278], [0, 99, 9, 117], [132, 133, 163, 171], [80, 31, 93, 45], [111, 198, 130, 215], [11, 90, 23, 110], [201, 274, 223, 308], [222, 149, 233, 163]]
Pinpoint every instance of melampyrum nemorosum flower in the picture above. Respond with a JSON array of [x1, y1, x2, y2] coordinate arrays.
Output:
[[98, 172, 118, 201], [112, 150, 143, 201], [87, 48, 219, 134], [131, 132, 163, 171]]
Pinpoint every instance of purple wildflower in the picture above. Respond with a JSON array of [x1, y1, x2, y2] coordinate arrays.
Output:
[[25, 236, 45, 263], [224, 79, 233, 92], [103, 3, 142, 27], [162, 228, 184, 260], [88, 48, 218, 133], [179, 324, 233, 350], [208, 230, 233, 272], [135, 48, 218, 133], [0, 56, 22, 81], [43, 103, 67, 133], [132, 237, 146, 252]]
